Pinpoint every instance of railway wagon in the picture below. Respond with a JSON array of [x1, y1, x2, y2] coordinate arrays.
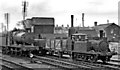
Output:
[[40, 34, 70, 56]]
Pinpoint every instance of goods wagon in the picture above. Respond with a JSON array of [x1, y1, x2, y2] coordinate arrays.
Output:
[[40, 34, 69, 56]]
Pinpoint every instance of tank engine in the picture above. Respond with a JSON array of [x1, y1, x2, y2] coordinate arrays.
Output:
[[70, 33, 116, 62]]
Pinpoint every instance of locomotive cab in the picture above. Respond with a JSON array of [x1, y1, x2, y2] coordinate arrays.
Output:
[[71, 33, 88, 41], [70, 33, 93, 61], [71, 33, 90, 52]]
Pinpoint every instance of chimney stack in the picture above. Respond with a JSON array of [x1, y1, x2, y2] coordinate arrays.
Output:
[[82, 13, 84, 27], [71, 15, 74, 27], [107, 20, 109, 24], [94, 22, 97, 26]]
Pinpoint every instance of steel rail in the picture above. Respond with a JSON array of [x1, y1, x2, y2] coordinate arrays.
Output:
[[0, 57, 33, 70]]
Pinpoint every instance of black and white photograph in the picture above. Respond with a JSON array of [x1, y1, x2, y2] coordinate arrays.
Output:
[[0, 0, 120, 70]]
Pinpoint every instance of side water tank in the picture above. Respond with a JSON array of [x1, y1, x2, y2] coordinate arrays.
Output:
[[90, 40, 109, 52]]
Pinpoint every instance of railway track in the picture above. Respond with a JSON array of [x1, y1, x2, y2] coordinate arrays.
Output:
[[34, 54, 120, 70], [106, 60, 120, 67], [33, 55, 106, 70], [0, 57, 33, 70], [2, 52, 119, 70], [0, 52, 64, 70], [1, 47, 120, 70], [75, 58, 120, 70], [111, 59, 120, 63]]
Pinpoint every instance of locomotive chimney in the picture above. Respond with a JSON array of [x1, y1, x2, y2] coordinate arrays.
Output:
[[94, 22, 97, 26], [71, 15, 74, 27], [68, 15, 76, 37]]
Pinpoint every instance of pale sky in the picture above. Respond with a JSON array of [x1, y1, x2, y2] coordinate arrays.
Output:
[[0, 0, 120, 31]]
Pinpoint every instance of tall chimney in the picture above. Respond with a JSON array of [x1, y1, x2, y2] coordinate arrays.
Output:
[[107, 20, 109, 24], [82, 13, 84, 27], [118, 2, 120, 26], [71, 15, 74, 27], [94, 22, 97, 26]]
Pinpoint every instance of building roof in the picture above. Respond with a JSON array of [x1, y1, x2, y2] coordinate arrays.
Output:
[[94, 23, 114, 30], [21, 17, 55, 29], [54, 27, 63, 30], [31, 17, 54, 25], [24, 19, 32, 28], [54, 27, 69, 30], [77, 27, 94, 30], [77, 29, 98, 37]]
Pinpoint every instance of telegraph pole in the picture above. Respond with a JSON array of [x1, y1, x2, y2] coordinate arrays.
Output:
[[4, 13, 9, 45], [22, 1, 28, 29], [1, 23, 4, 32], [22, 1, 28, 20], [82, 13, 84, 27]]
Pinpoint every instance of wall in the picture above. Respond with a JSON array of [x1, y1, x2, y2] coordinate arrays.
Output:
[[105, 24, 120, 42], [34, 25, 54, 34]]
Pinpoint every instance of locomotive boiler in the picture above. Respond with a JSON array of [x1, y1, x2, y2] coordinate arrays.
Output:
[[11, 30, 39, 45]]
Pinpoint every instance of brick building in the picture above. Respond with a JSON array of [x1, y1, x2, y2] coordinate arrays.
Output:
[[23, 17, 55, 34], [94, 23, 120, 42]]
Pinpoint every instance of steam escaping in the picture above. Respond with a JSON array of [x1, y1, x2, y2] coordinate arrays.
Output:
[[15, 21, 24, 29]]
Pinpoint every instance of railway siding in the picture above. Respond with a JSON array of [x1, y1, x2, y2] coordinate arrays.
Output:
[[0, 54, 58, 70], [34, 54, 120, 70], [34, 55, 107, 70], [1, 58, 33, 70]]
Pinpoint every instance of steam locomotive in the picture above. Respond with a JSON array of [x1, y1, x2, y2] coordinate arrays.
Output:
[[2, 28, 117, 63]]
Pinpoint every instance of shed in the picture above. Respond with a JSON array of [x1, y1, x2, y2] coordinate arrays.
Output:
[[22, 17, 55, 34], [94, 23, 120, 42]]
